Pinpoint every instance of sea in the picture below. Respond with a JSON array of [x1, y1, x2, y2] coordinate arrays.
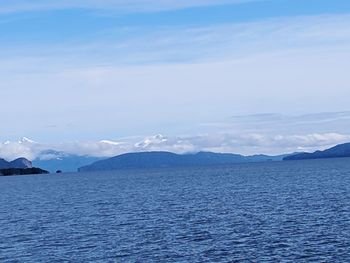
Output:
[[1, 158, 350, 262]]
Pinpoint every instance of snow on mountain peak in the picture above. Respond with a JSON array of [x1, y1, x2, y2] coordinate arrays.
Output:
[[135, 134, 168, 148], [153, 134, 167, 140], [99, 140, 122, 146], [19, 137, 36, 144]]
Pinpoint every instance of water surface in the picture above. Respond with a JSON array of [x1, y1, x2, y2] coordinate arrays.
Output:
[[1, 158, 350, 262]]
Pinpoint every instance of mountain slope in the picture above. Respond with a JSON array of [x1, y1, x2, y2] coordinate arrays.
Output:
[[78, 151, 288, 172], [284, 143, 350, 160], [0, 158, 9, 168], [0, 158, 33, 169], [33, 150, 103, 173]]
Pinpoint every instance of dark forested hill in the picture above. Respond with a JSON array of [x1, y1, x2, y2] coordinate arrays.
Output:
[[79, 151, 288, 172], [284, 143, 350, 161]]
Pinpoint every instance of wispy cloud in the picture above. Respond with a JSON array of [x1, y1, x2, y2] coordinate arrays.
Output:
[[2, 13, 350, 67], [1, 47, 350, 142], [0, 0, 257, 14], [1, 10, 350, 144], [204, 112, 350, 135]]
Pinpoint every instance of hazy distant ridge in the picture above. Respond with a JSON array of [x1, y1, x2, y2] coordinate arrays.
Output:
[[284, 143, 350, 160], [78, 151, 288, 172], [33, 150, 102, 173]]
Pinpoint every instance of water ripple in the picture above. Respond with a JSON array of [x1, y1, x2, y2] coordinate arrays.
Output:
[[1, 158, 350, 262]]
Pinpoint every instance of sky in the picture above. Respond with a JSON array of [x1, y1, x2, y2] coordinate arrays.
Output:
[[1, 0, 350, 159]]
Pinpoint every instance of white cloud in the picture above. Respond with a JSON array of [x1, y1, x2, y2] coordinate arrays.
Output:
[[1, 49, 350, 142], [1, 126, 350, 161], [1, 14, 350, 143], [0, 138, 41, 161]]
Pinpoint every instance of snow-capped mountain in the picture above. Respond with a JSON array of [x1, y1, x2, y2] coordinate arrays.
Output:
[[135, 134, 168, 149], [18, 137, 36, 144], [33, 150, 103, 173]]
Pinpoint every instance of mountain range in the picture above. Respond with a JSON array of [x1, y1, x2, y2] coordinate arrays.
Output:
[[284, 143, 350, 160], [2, 141, 350, 174], [79, 142, 350, 172], [78, 151, 289, 172], [32, 150, 102, 173]]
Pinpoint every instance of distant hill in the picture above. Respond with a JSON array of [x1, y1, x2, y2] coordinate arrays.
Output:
[[33, 150, 103, 173], [78, 151, 289, 172], [0, 157, 33, 169], [284, 143, 350, 161], [0, 157, 48, 176]]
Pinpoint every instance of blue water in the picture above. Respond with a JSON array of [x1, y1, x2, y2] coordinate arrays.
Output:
[[1, 158, 350, 262]]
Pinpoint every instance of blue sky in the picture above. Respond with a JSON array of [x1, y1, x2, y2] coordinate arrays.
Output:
[[1, 0, 350, 158], [1, 0, 350, 55]]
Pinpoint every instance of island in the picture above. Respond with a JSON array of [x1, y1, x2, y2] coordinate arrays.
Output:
[[0, 157, 49, 176], [0, 168, 49, 176]]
